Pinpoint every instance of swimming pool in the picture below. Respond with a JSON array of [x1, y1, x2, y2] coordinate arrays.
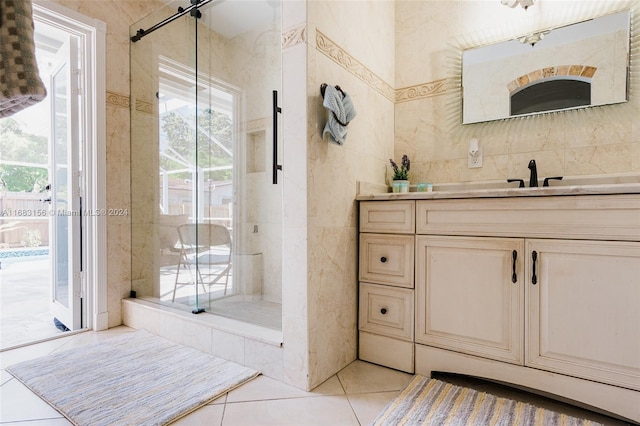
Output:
[[0, 247, 50, 269]]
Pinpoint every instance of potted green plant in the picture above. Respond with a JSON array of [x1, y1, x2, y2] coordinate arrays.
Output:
[[390, 155, 410, 193]]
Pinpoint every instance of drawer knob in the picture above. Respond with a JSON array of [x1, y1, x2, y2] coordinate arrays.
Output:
[[380, 308, 387, 315], [380, 256, 387, 263]]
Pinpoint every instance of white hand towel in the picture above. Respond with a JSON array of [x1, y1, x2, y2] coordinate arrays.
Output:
[[322, 85, 356, 145]]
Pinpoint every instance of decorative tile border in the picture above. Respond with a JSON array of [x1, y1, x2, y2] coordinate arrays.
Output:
[[315, 29, 395, 102], [106, 91, 129, 109], [106, 91, 154, 115], [315, 29, 449, 104], [115, 31, 449, 111], [135, 99, 154, 115], [396, 79, 449, 103], [283, 23, 306, 50]]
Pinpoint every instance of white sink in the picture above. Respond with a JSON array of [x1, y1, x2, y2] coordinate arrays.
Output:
[[433, 173, 640, 192]]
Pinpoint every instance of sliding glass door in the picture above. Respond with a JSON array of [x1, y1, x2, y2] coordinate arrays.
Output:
[[130, 0, 282, 328]]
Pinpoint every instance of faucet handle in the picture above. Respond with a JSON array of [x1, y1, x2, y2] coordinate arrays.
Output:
[[543, 176, 563, 187], [507, 179, 525, 188]]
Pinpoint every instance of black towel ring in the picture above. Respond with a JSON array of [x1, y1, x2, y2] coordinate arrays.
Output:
[[320, 83, 328, 97], [320, 83, 345, 98]]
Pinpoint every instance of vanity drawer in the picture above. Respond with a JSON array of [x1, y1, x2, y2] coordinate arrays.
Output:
[[359, 283, 414, 341], [416, 195, 640, 241], [359, 234, 414, 288], [360, 201, 415, 234]]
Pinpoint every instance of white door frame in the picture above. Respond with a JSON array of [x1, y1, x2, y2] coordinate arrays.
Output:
[[33, 0, 108, 331]]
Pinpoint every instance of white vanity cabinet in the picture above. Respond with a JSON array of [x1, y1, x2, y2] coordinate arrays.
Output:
[[415, 235, 640, 390], [358, 193, 640, 422], [358, 201, 415, 373]]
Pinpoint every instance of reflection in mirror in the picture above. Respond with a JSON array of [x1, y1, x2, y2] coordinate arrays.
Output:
[[462, 10, 630, 124]]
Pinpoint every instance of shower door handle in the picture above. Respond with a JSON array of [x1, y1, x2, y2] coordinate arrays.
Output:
[[272, 90, 283, 184]]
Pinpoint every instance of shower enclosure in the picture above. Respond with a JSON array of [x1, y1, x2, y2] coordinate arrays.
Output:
[[129, 0, 282, 330]]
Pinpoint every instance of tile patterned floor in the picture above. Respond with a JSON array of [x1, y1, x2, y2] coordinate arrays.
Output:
[[0, 326, 633, 425], [0, 327, 412, 426]]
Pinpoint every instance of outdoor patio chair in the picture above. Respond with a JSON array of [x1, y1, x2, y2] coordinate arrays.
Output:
[[172, 223, 232, 303], [157, 214, 188, 267]]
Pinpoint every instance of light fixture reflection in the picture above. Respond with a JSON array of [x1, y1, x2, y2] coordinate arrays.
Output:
[[518, 30, 550, 46], [501, 0, 535, 10]]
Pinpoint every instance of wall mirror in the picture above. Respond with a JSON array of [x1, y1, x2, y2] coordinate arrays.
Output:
[[462, 10, 630, 125]]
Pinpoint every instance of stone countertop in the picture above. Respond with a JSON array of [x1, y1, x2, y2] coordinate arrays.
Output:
[[355, 173, 640, 201]]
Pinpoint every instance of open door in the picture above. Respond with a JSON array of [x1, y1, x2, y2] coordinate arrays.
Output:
[[48, 36, 82, 331]]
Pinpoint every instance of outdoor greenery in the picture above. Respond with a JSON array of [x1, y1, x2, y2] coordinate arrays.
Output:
[[21, 229, 42, 247], [1, 106, 233, 190], [0, 118, 48, 192], [160, 108, 233, 182]]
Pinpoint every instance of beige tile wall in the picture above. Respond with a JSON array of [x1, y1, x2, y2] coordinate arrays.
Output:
[[281, 10, 310, 391], [395, 0, 639, 185], [303, 0, 396, 389]]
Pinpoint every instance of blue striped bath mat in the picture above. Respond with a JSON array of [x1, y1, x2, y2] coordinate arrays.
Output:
[[372, 375, 604, 425], [7, 330, 259, 425]]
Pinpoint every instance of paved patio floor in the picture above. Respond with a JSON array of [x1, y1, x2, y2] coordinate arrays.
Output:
[[0, 256, 64, 349]]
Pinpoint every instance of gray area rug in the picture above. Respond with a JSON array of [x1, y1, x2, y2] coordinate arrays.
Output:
[[7, 329, 259, 425], [372, 375, 603, 425]]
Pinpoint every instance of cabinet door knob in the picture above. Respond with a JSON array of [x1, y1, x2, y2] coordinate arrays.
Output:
[[380, 256, 387, 263], [512, 250, 518, 283], [380, 308, 387, 315], [531, 250, 538, 285]]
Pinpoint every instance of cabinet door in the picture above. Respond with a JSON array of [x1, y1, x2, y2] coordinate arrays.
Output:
[[416, 236, 524, 364], [526, 239, 640, 391]]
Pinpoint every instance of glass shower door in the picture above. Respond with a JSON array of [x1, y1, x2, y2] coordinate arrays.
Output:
[[130, 0, 283, 329], [154, 54, 234, 312]]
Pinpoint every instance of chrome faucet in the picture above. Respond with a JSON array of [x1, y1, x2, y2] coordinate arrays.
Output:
[[528, 159, 538, 187]]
